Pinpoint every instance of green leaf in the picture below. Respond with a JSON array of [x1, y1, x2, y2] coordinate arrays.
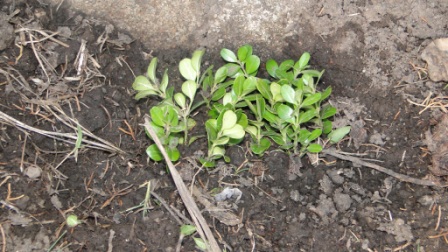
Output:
[[267, 133, 285, 145], [270, 82, 283, 102], [182, 80, 197, 101], [150, 106, 164, 127], [237, 112, 248, 128], [220, 48, 238, 63], [222, 124, 245, 139], [211, 146, 225, 157], [214, 66, 228, 84], [238, 44, 252, 62], [179, 58, 197, 81], [277, 104, 294, 122], [328, 126, 351, 144], [322, 120, 332, 134], [224, 63, 241, 77], [321, 105, 337, 119], [301, 93, 322, 107], [167, 147, 180, 162], [233, 75, 245, 96], [262, 110, 279, 124], [256, 94, 266, 119], [132, 76, 154, 91], [180, 225, 196, 236], [281, 85, 297, 105], [242, 76, 257, 95], [191, 49, 204, 73], [193, 237, 207, 250], [199, 158, 216, 168], [297, 52, 310, 70], [245, 125, 258, 138], [221, 110, 237, 130], [266, 59, 278, 78], [251, 137, 271, 155], [160, 69, 169, 94], [211, 87, 226, 101], [146, 144, 163, 162], [147, 57, 158, 83], [245, 55, 260, 74], [301, 69, 323, 78], [320, 86, 332, 101], [214, 136, 230, 145], [279, 59, 294, 71], [298, 109, 316, 124], [134, 90, 157, 100], [174, 93, 186, 109], [308, 129, 322, 141], [256, 79, 272, 101], [222, 92, 233, 105], [307, 143, 322, 153], [205, 119, 218, 141], [167, 106, 179, 126]]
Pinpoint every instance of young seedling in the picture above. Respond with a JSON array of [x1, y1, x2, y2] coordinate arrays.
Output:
[[176, 225, 207, 252], [132, 57, 172, 100]]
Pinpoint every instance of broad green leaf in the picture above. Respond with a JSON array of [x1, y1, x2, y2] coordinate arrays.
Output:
[[328, 126, 351, 143], [297, 129, 311, 145], [297, 52, 310, 70], [134, 90, 157, 100], [160, 69, 169, 93], [298, 109, 316, 124], [214, 136, 230, 145], [266, 59, 278, 78], [132, 76, 154, 91], [233, 75, 245, 96], [174, 93, 186, 109], [167, 106, 179, 126], [167, 147, 180, 162], [180, 225, 196, 236], [277, 104, 294, 122], [211, 146, 225, 157], [270, 82, 282, 102], [245, 55, 260, 74], [150, 106, 164, 127], [186, 118, 196, 130], [146, 144, 163, 162], [222, 92, 232, 105], [211, 87, 226, 101], [238, 44, 252, 62], [320, 86, 332, 101], [147, 57, 158, 83], [245, 125, 258, 138], [256, 94, 266, 119], [308, 128, 322, 141], [242, 76, 257, 95], [222, 124, 245, 139], [262, 110, 279, 124], [182, 80, 197, 100], [307, 143, 322, 153], [179, 58, 197, 81], [251, 137, 271, 155], [193, 237, 207, 250], [205, 119, 218, 141], [267, 133, 285, 145], [220, 48, 238, 63], [237, 112, 248, 128], [214, 66, 228, 84], [256, 79, 272, 101], [191, 49, 204, 73], [321, 105, 337, 119], [301, 69, 323, 78], [301, 93, 322, 107], [221, 110, 237, 130], [281, 85, 296, 105], [279, 59, 294, 71], [146, 122, 164, 138], [199, 158, 216, 168], [322, 120, 333, 134], [224, 63, 241, 77]]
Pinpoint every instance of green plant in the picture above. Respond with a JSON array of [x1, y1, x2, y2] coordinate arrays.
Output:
[[177, 224, 207, 251], [132, 44, 350, 167]]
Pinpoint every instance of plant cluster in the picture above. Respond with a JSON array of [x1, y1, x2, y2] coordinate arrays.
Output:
[[132, 45, 350, 167]]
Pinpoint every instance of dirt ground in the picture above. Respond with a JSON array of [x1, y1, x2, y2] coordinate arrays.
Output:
[[1, 0, 448, 251]]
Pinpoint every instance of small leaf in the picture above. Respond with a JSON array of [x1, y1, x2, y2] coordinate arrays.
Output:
[[132, 76, 154, 91], [263, 110, 279, 124], [205, 119, 218, 141], [66, 214, 82, 228], [160, 69, 169, 94], [199, 158, 216, 168], [245, 55, 260, 74], [297, 52, 310, 70], [180, 225, 196, 236], [237, 44, 252, 62], [308, 129, 322, 141], [222, 124, 245, 139], [191, 49, 205, 73], [245, 125, 258, 138], [237, 112, 248, 128], [182, 80, 197, 100], [174, 93, 186, 109], [167, 147, 180, 162], [251, 138, 271, 155], [211, 146, 225, 157], [266, 59, 278, 78], [320, 86, 332, 101], [256, 79, 272, 101], [321, 105, 337, 119], [179, 58, 197, 81], [301, 93, 322, 107], [298, 109, 316, 124], [220, 48, 238, 63], [233, 75, 245, 96], [277, 104, 294, 122], [270, 82, 282, 101], [167, 106, 179, 126], [279, 59, 294, 71], [150, 106, 165, 127], [147, 57, 158, 83], [307, 143, 323, 153], [322, 120, 333, 134], [146, 144, 163, 162], [193, 237, 207, 250], [222, 92, 233, 105], [224, 63, 241, 77], [281, 85, 297, 105], [211, 87, 226, 101], [134, 90, 157, 100], [221, 110, 237, 130], [242, 76, 257, 95], [328, 126, 351, 144], [214, 136, 230, 145], [214, 66, 228, 83]]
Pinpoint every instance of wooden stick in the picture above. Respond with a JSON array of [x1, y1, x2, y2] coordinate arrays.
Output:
[[143, 115, 221, 252]]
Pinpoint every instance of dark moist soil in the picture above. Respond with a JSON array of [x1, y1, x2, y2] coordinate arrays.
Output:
[[1, 2, 448, 252]]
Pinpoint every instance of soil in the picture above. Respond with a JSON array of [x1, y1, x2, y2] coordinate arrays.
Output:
[[1, 1, 448, 252]]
